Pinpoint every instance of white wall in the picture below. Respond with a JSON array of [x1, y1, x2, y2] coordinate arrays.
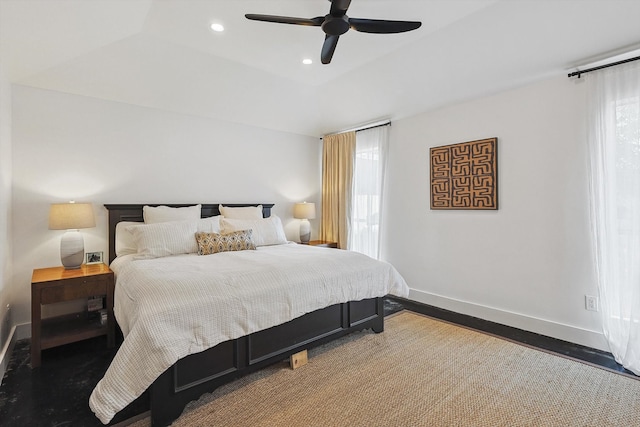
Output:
[[8, 75, 609, 354], [11, 85, 321, 326], [383, 75, 606, 351], [0, 63, 14, 378]]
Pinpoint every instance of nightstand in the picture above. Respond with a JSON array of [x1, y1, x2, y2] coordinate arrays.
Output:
[[31, 263, 115, 368], [305, 240, 339, 248]]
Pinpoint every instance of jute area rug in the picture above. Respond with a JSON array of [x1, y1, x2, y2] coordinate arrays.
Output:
[[130, 311, 640, 426]]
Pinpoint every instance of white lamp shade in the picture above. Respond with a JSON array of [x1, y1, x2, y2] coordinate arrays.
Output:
[[49, 203, 96, 230], [293, 202, 316, 220]]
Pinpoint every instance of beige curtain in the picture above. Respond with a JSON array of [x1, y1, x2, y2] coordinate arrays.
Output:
[[321, 131, 356, 249]]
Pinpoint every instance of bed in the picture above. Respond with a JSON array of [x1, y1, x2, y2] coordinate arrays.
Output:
[[90, 203, 409, 426]]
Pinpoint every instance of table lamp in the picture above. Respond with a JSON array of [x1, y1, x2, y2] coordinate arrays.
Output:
[[293, 202, 316, 244], [49, 202, 96, 269]]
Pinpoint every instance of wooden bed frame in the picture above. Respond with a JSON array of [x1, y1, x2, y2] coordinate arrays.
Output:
[[104, 203, 384, 426]]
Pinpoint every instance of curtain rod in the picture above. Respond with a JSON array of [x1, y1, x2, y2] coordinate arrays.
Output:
[[353, 121, 391, 133], [567, 55, 640, 78], [321, 120, 391, 139]]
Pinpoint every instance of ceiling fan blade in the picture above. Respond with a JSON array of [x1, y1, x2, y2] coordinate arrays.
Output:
[[349, 18, 422, 34], [321, 34, 340, 64], [330, 0, 352, 17], [245, 14, 323, 27]]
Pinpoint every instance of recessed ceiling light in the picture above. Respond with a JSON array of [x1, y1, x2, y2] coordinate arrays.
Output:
[[210, 23, 224, 32], [302, 58, 313, 65]]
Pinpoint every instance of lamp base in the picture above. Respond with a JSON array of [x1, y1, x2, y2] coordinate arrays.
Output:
[[61, 230, 84, 269], [299, 219, 311, 244]]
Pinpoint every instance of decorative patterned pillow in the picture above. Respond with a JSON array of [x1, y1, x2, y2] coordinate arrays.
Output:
[[195, 230, 256, 255]]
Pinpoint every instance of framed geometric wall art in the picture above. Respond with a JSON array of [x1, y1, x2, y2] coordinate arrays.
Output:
[[430, 137, 498, 210]]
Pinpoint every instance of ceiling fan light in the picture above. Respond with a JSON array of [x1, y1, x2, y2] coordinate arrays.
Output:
[[302, 58, 313, 65], [210, 23, 224, 32]]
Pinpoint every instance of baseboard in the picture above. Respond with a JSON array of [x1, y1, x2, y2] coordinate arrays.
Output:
[[408, 288, 609, 352], [0, 324, 17, 385], [15, 322, 30, 340], [0, 322, 31, 384]]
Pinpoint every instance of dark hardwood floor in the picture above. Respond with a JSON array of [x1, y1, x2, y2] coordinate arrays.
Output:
[[0, 334, 148, 426], [0, 297, 635, 426]]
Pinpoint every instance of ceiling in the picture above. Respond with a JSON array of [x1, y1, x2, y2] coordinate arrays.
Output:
[[1, 0, 639, 137]]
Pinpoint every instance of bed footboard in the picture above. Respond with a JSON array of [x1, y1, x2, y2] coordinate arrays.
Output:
[[149, 297, 384, 426]]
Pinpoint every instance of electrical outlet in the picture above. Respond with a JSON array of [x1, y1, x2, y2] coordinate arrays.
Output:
[[585, 295, 599, 312]]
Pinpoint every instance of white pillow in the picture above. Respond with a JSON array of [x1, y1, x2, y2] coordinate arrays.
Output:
[[196, 216, 221, 233], [220, 215, 287, 247], [143, 204, 201, 224], [115, 221, 140, 256], [120, 217, 219, 259], [219, 204, 263, 219], [127, 220, 198, 259]]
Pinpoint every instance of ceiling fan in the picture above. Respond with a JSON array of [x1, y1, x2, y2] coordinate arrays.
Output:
[[245, 0, 422, 65]]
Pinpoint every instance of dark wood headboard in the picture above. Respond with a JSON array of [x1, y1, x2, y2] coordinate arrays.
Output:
[[104, 203, 274, 264]]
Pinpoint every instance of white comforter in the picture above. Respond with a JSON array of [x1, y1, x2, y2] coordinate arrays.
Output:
[[89, 243, 409, 424]]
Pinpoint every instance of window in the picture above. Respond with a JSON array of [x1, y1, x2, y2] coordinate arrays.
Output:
[[349, 125, 389, 259]]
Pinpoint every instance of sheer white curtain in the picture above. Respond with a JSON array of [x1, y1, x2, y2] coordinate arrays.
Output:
[[587, 60, 640, 375], [348, 125, 389, 259]]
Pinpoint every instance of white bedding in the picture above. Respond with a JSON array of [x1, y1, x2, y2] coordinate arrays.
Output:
[[89, 243, 409, 424]]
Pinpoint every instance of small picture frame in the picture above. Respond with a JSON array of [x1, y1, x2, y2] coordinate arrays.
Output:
[[85, 251, 103, 265]]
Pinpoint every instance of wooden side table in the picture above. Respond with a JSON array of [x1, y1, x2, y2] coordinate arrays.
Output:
[[305, 240, 339, 248], [31, 263, 115, 368]]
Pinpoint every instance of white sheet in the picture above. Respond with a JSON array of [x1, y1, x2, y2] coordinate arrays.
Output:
[[89, 243, 409, 423]]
